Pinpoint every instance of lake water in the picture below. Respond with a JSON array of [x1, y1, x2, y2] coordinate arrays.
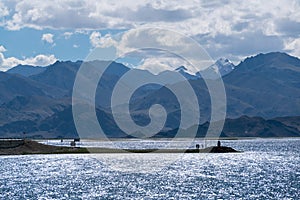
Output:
[[0, 138, 299, 199]]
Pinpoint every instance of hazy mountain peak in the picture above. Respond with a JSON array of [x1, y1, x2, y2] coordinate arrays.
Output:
[[212, 58, 235, 76], [216, 58, 234, 67], [173, 65, 199, 80], [195, 57, 235, 78], [175, 66, 188, 71]]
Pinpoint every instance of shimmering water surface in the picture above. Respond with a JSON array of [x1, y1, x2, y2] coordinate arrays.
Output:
[[0, 139, 299, 199]]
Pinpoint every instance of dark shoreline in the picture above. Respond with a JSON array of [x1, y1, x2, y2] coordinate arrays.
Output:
[[0, 140, 241, 155]]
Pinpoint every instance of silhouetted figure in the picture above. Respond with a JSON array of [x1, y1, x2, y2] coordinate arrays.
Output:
[[70, 141, 76, 147], [217, 140, 221, 147], [196, 144, 200, 149]]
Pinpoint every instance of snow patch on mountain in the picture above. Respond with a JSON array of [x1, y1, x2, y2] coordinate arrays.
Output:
[[175, 66, 199, 80], [212, 58, 235, 76]]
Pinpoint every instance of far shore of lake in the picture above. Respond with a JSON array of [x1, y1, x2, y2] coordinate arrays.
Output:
[[0, 139, 241, 155]]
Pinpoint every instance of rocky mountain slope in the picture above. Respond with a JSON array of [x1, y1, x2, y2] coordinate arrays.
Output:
[[0, 52, 299, 138]]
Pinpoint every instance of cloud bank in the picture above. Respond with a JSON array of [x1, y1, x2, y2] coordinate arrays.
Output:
[[0, 0, 300, 62], [0, 45, 57, 71]]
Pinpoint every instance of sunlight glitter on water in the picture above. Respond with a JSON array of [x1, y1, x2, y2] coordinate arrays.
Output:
[[0, 139, 299, 199]]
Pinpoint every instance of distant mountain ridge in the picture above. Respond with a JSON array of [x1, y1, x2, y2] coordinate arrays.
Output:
[[7, 65, 46, 77], [173, 58, 236, 79], [6, 57, 235, 80], [0, 52, 299, 138]]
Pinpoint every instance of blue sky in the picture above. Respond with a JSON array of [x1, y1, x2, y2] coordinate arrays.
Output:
[[0, 27, 90, 60], [0, 0, 300, 71]]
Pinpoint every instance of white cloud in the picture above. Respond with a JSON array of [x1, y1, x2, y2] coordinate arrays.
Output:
[[0, 45, 7, 53], [1, 0, 300, 60], [63, 32, 73, 39], [89, 31, 117, 48], [2, 0, 300, 36], [138, 57, 191, 75], [0, 2, 9, 18], [195, 31, 285, 63], [118, 28, 190, 56], [73, 44, 79, 48], [2, 54, 57, 69], [4, 0, 132, 30], [284, 38, 300, 58], [0, 46, 57, 71], [0, 53, 4, 67], [117, 28, 213, 72], [41, 33, 54, 44]]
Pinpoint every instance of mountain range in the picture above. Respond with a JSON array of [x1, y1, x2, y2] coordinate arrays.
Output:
[[175, 57, 235, 79], [1, 52, 300, 138]]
